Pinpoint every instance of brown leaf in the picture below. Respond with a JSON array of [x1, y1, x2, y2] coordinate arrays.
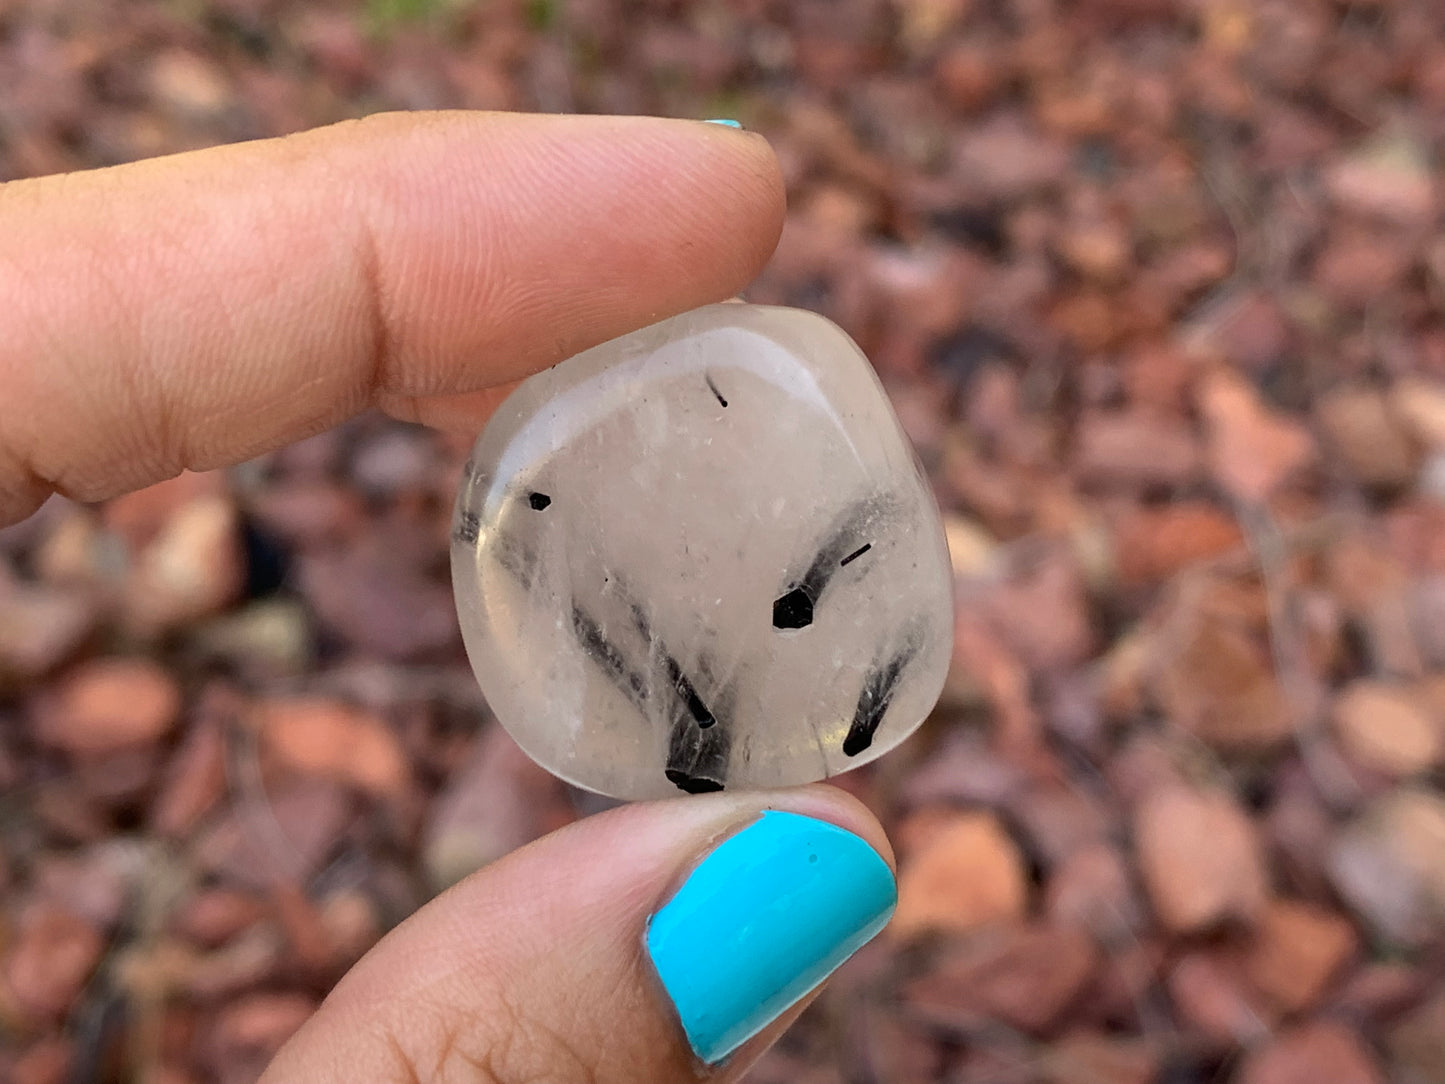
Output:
[[2, 905, 103, 1021], [1332, 681, 1440, 778], [1150, 611, 1294, 753], [1134, 783, 1267, 934], [257, 697, 410, 802], [1198, 369, 1315, 504], [904, 923, 1098, 1035], [892, 811, 1028, 939], [1238, 1021, 1385, 1084], [1241, 898, 1358, 1014], [38, 658, 181, 757]]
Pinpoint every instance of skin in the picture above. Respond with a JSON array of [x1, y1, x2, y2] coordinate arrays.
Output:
[[0, 112, 894, 1082]]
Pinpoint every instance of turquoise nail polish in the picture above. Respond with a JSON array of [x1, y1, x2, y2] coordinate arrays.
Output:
[[646, 810, 896, 1064], [703, 118, 744, 129]]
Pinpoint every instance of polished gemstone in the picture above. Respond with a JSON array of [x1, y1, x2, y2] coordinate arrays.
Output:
[[452, 303, 953, 799]]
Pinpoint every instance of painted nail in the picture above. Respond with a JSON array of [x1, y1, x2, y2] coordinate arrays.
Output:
[[703, 118, 744, 129], [646, 810, 896, 1064]]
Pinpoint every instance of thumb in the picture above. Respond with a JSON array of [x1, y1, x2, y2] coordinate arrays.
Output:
[[259, 786, 895, 1083]]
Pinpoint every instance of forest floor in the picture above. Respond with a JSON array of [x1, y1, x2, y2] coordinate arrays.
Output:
[[4, 1, 1445, 1081]]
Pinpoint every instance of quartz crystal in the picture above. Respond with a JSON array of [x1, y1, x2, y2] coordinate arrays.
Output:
[[452, 303, 953, 800]]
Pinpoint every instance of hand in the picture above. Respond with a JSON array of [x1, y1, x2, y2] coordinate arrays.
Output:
[[1, 112, 898, 1082]]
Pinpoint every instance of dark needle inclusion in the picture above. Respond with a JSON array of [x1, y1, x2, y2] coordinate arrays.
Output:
[[843, 640, 916, 756]]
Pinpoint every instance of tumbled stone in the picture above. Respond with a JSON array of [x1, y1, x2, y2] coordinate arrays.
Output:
[[452, 304, 953, 799]]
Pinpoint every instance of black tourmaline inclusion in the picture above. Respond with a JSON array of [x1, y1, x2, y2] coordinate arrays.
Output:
[[772, 587, 814, 630]]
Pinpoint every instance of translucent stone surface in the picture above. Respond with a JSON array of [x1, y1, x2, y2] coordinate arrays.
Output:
[[451, 303, 953, 800]]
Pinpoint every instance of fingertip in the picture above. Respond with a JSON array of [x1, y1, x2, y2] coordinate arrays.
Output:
[[630, 114, 786, 260], [620, 114, 787, 285], [754, 783, 897, 873], [260, 782, 892, 1083], [0, 461, 50, 530], [714, 124, 788, 270], [644, 801, 896, 1064], [345, 110, 788, 397]]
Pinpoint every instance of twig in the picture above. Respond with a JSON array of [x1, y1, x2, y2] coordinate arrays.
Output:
[[1235, 501, 1360, 809]]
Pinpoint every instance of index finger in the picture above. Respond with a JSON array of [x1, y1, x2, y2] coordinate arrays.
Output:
[[0, 111, 785, 526]]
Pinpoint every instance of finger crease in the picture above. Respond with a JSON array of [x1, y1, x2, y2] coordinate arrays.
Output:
[[351, 199, 394, 409], [381, 1030, 426, 1084], [0, 439, 56, 523]]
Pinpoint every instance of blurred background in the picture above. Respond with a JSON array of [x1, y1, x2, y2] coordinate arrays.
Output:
[[3, 0, 1445, 1081]]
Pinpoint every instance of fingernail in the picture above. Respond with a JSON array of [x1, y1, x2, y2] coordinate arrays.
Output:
[[703, 118, 744, 129], [646, 810, 896, 1064]]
